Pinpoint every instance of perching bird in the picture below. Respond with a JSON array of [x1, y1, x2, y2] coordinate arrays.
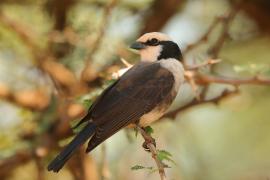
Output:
[[47, 32, 185, 172]]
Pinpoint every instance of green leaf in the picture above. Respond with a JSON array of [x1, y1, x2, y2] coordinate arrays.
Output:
[[131, 165, 153, 171], [158, 150, 172, 157], [131, 165, 145, 170], [135, 128, 138, 137], [157, 150, 176, 165], [144, 126, 154, 135]]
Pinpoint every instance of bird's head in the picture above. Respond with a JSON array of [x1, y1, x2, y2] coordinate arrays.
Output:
[[130, 32, 182, 62]]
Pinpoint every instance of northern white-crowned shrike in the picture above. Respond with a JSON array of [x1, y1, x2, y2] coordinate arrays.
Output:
[[48, 32, 185, 172]]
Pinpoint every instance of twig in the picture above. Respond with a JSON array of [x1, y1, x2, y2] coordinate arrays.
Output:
[[184, 71, 200, 100], [185, 59, 222, 70], [197, 74, 270, 86], [120, 58, 133, 68], [184, 17, 222, 54], [208, 0, 244, 58], [136, 126, 167, 180], [163, 89, 238, 119], [184, 59, 221, 100], [192, 0, 244, 102]]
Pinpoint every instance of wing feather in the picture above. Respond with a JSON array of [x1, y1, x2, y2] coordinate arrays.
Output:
[[84, 62, 175, 152]]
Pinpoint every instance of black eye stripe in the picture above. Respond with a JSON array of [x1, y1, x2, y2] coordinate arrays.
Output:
[[145, 38, 159, 46]]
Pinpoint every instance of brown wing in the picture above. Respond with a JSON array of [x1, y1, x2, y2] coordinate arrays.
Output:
[[85, 62, 175, 152]]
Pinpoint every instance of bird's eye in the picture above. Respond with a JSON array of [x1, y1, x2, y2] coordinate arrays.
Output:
[[146, 38, 159, 46]]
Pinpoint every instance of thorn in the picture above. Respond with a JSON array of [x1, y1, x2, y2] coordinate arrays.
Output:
[[120, 58, 132, 67], [184, 71, 200, 100]]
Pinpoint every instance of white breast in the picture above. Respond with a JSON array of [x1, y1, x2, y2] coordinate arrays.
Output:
[[159, 58, 185, 92]]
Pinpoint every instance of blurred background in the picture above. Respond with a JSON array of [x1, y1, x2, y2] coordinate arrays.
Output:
[[0, 0, 270, 179]]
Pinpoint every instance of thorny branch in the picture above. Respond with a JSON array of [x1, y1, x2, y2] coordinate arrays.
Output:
[[180, 0, 246, 114], [136, 126, 167, 180]]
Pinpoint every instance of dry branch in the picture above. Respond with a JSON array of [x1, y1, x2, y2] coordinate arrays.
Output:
[[197, 74, 270, 86], [184, 0, 244, 58], [163, 89, 238, 120]]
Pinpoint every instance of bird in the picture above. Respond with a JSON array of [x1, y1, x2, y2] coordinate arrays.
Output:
[[47, 32, 185, 172]]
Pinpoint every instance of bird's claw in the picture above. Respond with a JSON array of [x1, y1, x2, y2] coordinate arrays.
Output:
[[142, 137, 156, 152]]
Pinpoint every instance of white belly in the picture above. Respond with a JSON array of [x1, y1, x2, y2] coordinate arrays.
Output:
[[139, 109, 165, 127]]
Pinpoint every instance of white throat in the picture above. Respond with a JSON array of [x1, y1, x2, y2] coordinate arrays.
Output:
[[140, 46, 162, 62]]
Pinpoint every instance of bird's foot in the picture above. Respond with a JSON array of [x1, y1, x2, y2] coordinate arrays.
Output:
[[135, 125, 157, 152], [142, 135, 156, 152]]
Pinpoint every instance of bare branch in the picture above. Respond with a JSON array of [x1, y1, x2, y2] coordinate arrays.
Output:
[[185, 59, 222, 70], [197, 74, 270, 86], [184, 0, 244, 58], [163, 90, 238, 119]]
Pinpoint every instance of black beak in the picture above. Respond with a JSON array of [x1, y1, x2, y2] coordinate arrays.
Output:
[[130, 41, 146, 50]]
